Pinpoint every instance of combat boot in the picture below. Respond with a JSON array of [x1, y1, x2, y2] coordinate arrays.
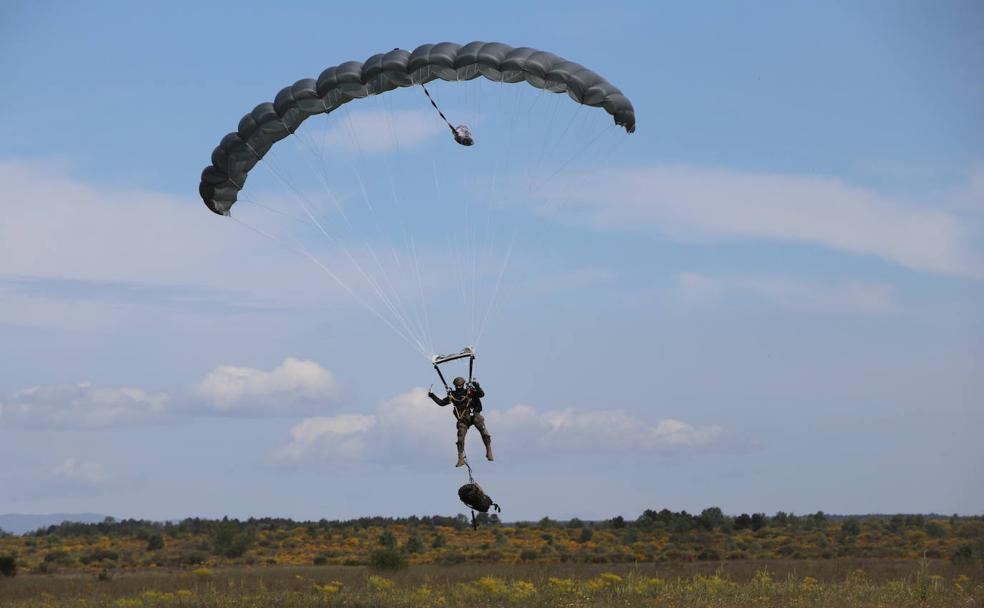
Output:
[[484, 437, 494, 462], [456, 453, 466, 467]]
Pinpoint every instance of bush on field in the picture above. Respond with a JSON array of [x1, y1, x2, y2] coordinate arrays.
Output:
[[44, 550, 70, 564], [951, 543, 976, 565], [0, 554, 17, 577], [369, 548, 406, 570], [146, 534, 165, 551], [210, 519, 253, 559], [438, 552, 466, 566], [174, 550, 208, 566], [80, 549, 119, 564]]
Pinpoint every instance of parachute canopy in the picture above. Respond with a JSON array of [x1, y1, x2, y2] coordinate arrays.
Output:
[[199, 41, 635, 216]]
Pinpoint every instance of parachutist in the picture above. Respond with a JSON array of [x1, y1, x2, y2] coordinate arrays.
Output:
[[428, 376, 493, 466]]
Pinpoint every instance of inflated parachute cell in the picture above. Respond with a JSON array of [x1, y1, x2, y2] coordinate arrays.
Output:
[[199, 41, 636, 215]]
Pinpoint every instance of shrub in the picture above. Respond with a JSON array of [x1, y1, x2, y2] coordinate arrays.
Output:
[[146, 534, 165, 551], [44, 550, 69, 563], [210, 519, 253, 558], [369, 548, 407, 571], [438, 552, 466, 566], [175, 550, 208, 566], [0, 555, 17, 578], [378, 530, 397, 549], [841, 519, 861, 538], [403, 534, 424, 554], [925, 521, 946, 539], [80, 549, 119, 564], [951, 543, 975, 565]]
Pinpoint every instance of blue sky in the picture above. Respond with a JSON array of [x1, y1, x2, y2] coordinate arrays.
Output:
[[1, 0, 982, 522]]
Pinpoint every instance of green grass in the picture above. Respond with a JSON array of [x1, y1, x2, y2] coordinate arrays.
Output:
[[1, 559, 981, 607]]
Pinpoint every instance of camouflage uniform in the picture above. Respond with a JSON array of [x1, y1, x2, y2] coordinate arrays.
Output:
[[428, 383, 492, 460]]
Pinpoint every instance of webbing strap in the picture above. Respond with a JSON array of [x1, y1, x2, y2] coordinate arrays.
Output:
[[421, 84, 457, 134]]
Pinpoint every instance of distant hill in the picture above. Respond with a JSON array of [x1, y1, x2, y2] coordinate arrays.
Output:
[[0, 513, 109, 535]]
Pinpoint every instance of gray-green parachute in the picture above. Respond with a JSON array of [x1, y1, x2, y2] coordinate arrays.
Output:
[[199, 41, 635, 215]]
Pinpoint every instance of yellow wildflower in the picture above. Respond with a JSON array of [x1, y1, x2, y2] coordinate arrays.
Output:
[[368, 574, 395, 591], [192, 567, 213, 580]]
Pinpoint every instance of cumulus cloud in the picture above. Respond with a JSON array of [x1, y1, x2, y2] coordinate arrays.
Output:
[[531, 165, 983, 278], [490, 405, 724, 452], [192, 358, 342, 415], [273, 414, 376, 462], [50, 458, 107, 484], [1, 358, 342, 428], [676, 272, 898, 314], [272, 388, 728, 464], [0, 382, 169, 429]]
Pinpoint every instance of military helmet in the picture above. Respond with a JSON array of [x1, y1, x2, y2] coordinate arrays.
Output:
[[453, 376, 466, 388]]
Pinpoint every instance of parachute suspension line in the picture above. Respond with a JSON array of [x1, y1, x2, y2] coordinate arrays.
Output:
[[379, 92, 436, 356], [529, 121, 616, 196], [531, 91, 567, 185], [346, 99, 433, 351], [474, 230, 517, 350], [238, 194, 311, 227], [289, 127, 352, 227], [539, 128, 624, 217], [333, 108, 434, 354], [474, 77, 522, 345], [429, 79, 474, 344], [246, 140, 431, 356], [431, 159, 469, 313], [227, 215, 430, 359]]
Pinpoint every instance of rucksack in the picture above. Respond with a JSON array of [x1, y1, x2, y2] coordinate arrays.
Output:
[[458, 483, 500, 514]]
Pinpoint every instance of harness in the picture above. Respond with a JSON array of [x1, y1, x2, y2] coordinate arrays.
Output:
[[449, 391, 476, 422]]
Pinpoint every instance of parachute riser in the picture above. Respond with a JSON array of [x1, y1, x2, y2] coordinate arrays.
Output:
[[431, 347, 476, 391]]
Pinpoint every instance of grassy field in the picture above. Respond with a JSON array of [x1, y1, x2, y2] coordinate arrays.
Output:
[[2, 514, 981, 605], [1, 559, 982, 607], [3, 512, 981, 572]]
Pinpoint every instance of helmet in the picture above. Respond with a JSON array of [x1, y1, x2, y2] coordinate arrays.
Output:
[[453, 377, 466, 388]]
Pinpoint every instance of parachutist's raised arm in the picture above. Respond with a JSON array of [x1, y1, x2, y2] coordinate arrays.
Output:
[[428, 390, 450, 406], [469, 382, 484, 398]]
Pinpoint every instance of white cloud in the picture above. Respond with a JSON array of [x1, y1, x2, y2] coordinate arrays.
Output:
[[531, 165, 983, 278], [0, 160, 245, 287], [192, 357, 342, 415], [272, 388, 728, 464], [273, 414, 376, 462], [50, 458, 107, 484], [490, 405, 724, 452], [676, 272, 898, 314], [0, 382, 169, 429], [0, 357, 342, 427]]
